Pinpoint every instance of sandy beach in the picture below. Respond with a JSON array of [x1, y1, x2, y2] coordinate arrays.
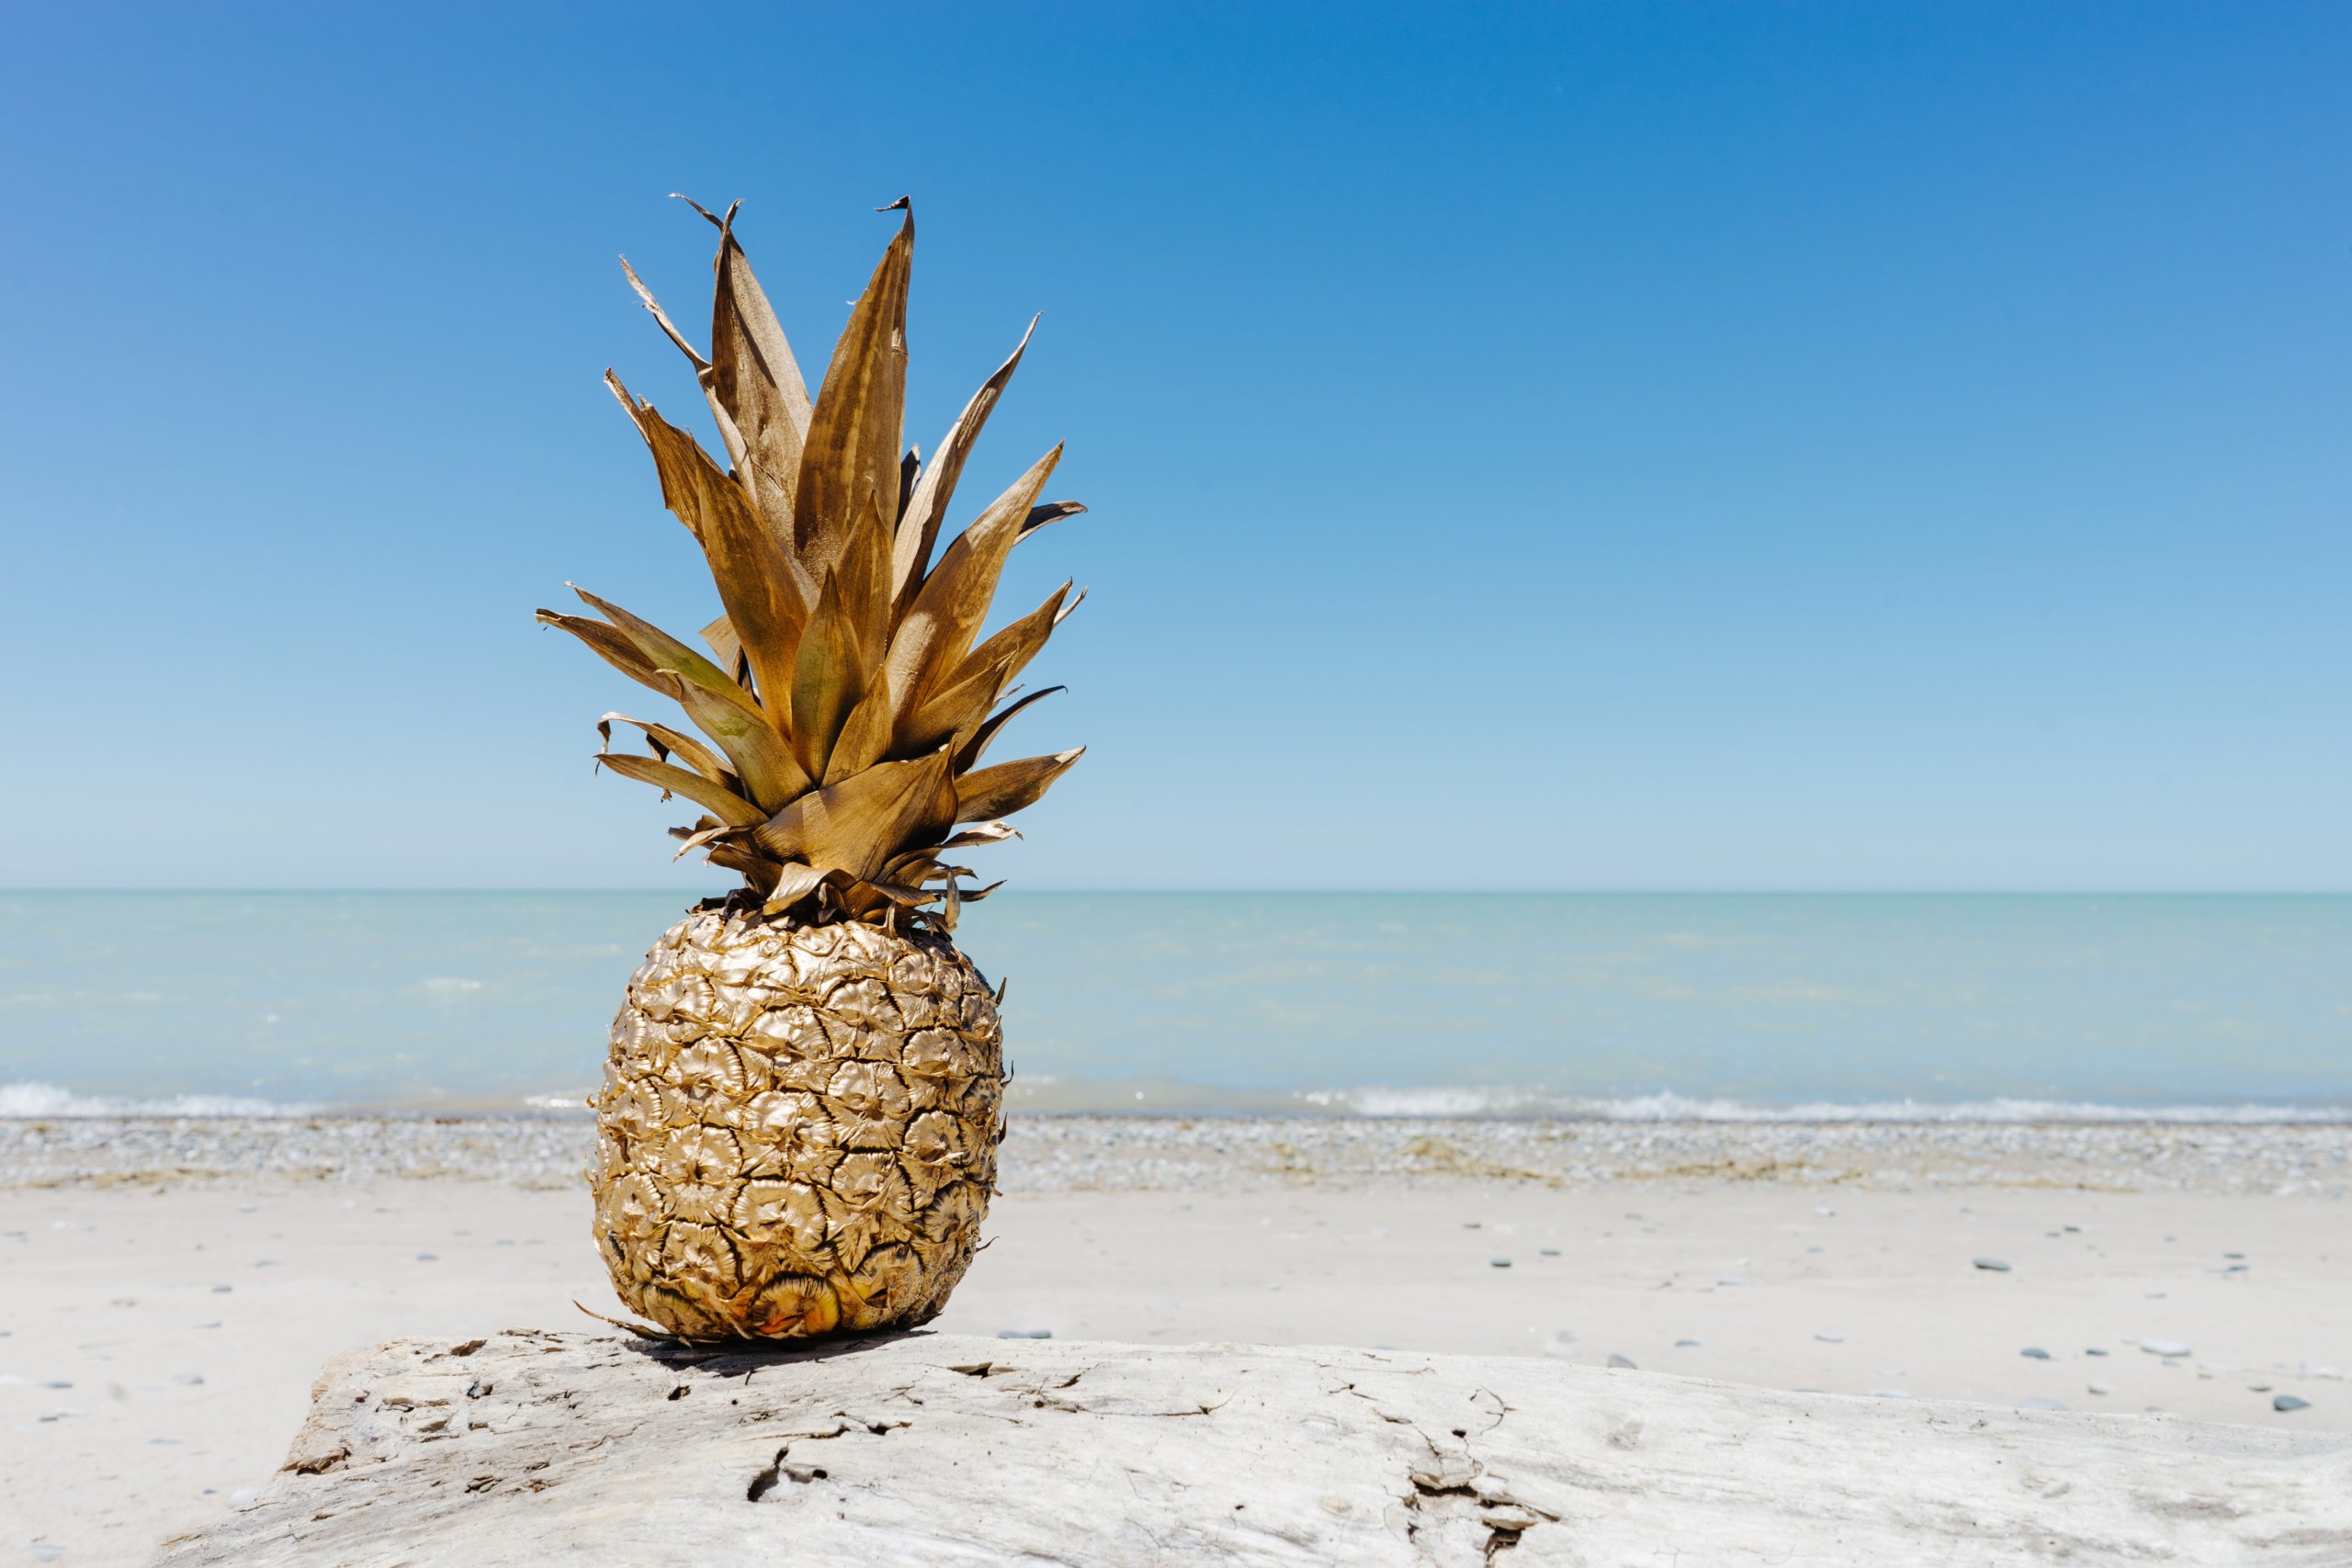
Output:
[[5, 1114, 2347, 1565]]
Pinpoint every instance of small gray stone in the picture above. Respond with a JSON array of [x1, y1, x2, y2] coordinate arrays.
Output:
[[2087, 1382, 2113, 1395], [209, 1284, 232, 1294], [997, 1329, 1052, 1340], [1973, 1258, 2010, 1272], [1539, 1248, 1561, 1257], [2274, 1394, 2312, 1413], [1815, 1333, 1844, 1344], [1675, 1338, 1703, 1348], [415, 1253, 437, 1262], [2020, 1348, 2050, 1360], [2140, 1338, 2192, 1358], [1715, 1274, 1751, 1287], [1490, 1258, 1511, 1269], [466, 1381, 493, 1399], [172, 1373, 204, 1386], [1608, 1354, 1636, 1369]]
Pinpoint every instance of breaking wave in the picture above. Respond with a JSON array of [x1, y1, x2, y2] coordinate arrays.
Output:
[[0, 1080, 322, 1118], [1292, 1087, 2352, 1122]]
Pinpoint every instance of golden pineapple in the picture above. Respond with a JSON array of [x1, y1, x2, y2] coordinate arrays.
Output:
[[544, 197, 1084, 1339]]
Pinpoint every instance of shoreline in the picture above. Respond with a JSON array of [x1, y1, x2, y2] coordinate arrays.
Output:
[[6, 1113, 2348, 1197]]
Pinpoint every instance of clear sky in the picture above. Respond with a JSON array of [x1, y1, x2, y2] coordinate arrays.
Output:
[[2, 2, 2345, 892]]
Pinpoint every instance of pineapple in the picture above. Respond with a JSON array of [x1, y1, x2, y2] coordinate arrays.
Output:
[[543, 197, 1085, 1339]]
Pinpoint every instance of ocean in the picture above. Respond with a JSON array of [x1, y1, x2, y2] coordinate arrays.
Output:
[[0, 892, 2345, 1120]]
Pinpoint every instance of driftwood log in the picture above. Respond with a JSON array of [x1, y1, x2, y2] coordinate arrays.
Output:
[[156, 1330, 2352, 1566]]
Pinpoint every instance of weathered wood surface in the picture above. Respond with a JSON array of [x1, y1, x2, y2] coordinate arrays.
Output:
[[157, 1330, 2352, 1566]]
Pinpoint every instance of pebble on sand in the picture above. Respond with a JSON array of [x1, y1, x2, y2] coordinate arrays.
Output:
[[2274, 1394, 2312, 1413], [2019, 1348, 2050, 1359], [1538, 1248, 1561, 1257], [2087, 1382, 2113, 1395], [998, 1329, 1052, 1340], [1607, 1354, 1636, 1369], [1815, 1333, 1844, 1344], [1675, 1338, 1703, 1348], [1490, 1257, 1511, 1269], [1715, 1274, 1751, 1287], [2140, 1338, 2192, 1358], [1973, 1258, 2010, 1272]]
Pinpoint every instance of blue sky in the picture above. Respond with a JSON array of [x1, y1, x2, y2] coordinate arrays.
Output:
[[1, 2, 2345, 891]]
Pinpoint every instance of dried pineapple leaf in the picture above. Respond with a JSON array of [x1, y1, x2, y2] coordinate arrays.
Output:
[[760, 861, 831, 915], [958, 686, 1064, 771], [898, 446, 922, 523], [1016, 500, 1088, 543], [606, 376, 809, 704], [569, 588, 757, 720], [935, 821, 1020, 851], [593, 752, 766, 828], [880, 848, 941, 882], [788, 567, 868, 782], [699, 614, 752, 691], [621, 252, 755, 479], [706, 206, 814, 520], [618, 257, 710, 373], [962, 579, 1071, 692], [751, 746, 954, 882], [708, 840, 787, 891], [568, 588, 813, 807], [670, 821, 732, 863], [826, 668, 896, 784], [891, 316, 1036, 615], [884, 444, 1062, 734], [598, 712, 732, 785], [537, 610, 668, 694], [955, 748, 1083, 823], [794, 201, 911, 578], [842, 873, 933, 908], [904, 582, 1069, 752]]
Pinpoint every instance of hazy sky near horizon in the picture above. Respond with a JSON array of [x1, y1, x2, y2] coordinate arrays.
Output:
[[2, 2, 2346, 892]]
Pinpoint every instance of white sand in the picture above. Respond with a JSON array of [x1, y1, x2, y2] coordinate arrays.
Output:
[[3, 1130, 2346, 1564]]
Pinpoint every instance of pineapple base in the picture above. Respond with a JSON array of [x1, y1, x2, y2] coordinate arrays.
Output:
[[588, 904, 1005, 1339]]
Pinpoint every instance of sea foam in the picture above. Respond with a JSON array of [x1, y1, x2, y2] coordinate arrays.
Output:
[[0, 1080, 322, 1118]]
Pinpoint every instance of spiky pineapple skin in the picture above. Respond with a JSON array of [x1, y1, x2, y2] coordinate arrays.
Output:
[[589, 905, 1004, 1339]]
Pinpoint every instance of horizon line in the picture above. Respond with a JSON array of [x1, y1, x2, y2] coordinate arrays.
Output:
[[4, 887, 2348, 899]]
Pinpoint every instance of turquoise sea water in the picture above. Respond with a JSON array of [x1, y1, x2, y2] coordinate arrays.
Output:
[[0, 893, 2346, 1118]]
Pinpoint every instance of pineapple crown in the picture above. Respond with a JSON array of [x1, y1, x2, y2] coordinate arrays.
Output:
[[541, 197, 1085, 930]]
